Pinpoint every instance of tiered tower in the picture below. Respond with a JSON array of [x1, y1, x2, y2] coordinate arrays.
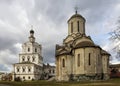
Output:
[[13, 29, 43, 81]]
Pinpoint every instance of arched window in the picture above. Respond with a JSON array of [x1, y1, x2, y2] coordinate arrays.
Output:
[[28, 76, 31, 79], [17, 66, 20, 72], [53, 70, 55, 73], [62, 59, 65, 67], [22, 67, 25, 72], [27, 56, 30, 62], [23, 76, 25, 79], [88, 53, 91, 65], [28, 47, 30, 52], [98, 54, 101, 65], [77, 21, 79, 32], [22, 56, 25, 62], [71, 22, 73, 33], [28, 66, 31, 72], [35, 48, 37, 52], [32, 56, 35, 62], [78, 54, 80, 67], [49, 70, 51, 73]]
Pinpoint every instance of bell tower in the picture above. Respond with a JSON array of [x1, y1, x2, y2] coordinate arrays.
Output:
[[67, 10, 86, 35]]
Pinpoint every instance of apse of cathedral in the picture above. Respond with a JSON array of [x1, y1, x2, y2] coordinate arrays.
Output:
[[55, 11, 110, 81]]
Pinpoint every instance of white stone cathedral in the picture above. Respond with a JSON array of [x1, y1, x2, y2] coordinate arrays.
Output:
[[55, 12, 110, 81], [13, 29, 43, 81]]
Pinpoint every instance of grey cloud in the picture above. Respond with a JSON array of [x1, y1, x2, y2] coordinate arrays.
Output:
[[0, 0, 13, 4], [33, 0, 120, 24], [0, 31, 23, 55], [76, 0, 120, 23], [0, 64, 9, 72], [43, 47, 55, 63], [26, 0, 72, 25]]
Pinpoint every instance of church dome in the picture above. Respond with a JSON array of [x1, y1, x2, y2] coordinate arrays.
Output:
[[68, 13, 86, 22], [30, 29, 34, 34]]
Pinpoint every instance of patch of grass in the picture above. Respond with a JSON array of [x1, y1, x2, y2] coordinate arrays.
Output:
[[0, 78, 120, 86]]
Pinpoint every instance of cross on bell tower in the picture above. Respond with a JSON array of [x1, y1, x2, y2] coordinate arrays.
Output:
[[29, 25, 35, 43]]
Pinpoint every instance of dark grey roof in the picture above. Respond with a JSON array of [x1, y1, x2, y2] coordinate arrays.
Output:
[[13, 61, 37, 65], [75, 41, 96, 48], [101, 50, 110, 56], [109, 64, 120, 68], [68, 13, 86, 22], [73, 35, 98, 48]]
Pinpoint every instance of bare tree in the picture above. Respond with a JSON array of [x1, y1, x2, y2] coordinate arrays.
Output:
[[110, 17, 120, 41], [110, 17, 120, 60]]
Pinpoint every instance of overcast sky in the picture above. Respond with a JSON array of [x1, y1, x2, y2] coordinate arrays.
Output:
[[0, 0, 120, 72]]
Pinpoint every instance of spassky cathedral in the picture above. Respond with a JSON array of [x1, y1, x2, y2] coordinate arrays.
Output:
[[55, 11, 110, 81]]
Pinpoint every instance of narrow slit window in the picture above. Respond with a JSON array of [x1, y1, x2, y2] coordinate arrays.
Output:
[[88, 53, 91, 65], [71, 22, 73, 33], [98, 54, 101, 65], [53, 70, 55, 73], [77, 21, 79, 32], [49, 70, 51, 73], [78, 54, 80, 67], [62, 59, 65, 67]]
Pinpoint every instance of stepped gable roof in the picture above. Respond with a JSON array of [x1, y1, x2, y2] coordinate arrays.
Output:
[[55, 44, 71, 56]]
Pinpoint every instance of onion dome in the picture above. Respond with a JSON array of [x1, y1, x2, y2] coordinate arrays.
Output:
[[30, 29, 34, 34]]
